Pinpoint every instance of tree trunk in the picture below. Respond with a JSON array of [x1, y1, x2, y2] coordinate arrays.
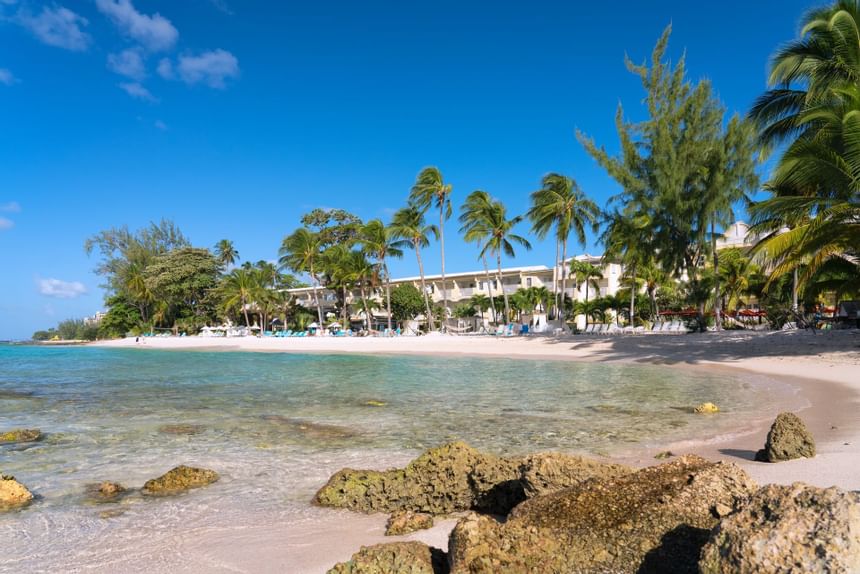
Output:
[[439, 207, 447, 332], [792, 268, 798, 311], [361, 286, 371, 331], [553, 238, 560, 320], [241, 295, 251, 328], [629, 263, 636, 327], [342, 286, 349, 328], [498, 254, 510, 324], [712, 218, 722, 331], [310, 264, 324, 325], [482, 255, 497, 324], [384, 261, 393, 332], [415, 240, 435, 331], [560, 238, 569, 330], [584, 279, 589, 328]]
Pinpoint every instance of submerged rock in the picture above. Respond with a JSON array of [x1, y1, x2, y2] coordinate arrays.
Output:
[[693, 402, 719, 414], [654, 450, 674, 459], [518, 452, 631, 498], [261, 415, 356, 440], [315, 442, 523, 516], [449, 455, 757, 574], [158, 424, 205, 436], [363, 400, 387, 407], [0, 474, 34, 509], [385, 511, 434, 536], [141, 465, 219, 496], [700, 483, 860, 573], [86, 481, 127, 503], [754, 412, 816, 462], [327, 541, 448, 574], [0, 428, 42, 443]]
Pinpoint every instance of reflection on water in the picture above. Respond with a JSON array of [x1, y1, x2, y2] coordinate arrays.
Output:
[[0, 345, 776, 571]]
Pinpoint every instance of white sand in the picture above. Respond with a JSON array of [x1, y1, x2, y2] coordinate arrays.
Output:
[[91, 330, 860, 572]]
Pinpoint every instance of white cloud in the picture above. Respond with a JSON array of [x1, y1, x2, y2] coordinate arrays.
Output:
[[95, 0, 178, 52], [0, 202, 20, 212], [38, 278, 87, 299], [154, 119, 167, 130], [0, 68, 17, 85], [208, 0, 233, 15], [16, 5, 91, 51], [163, 49, 240, 89], [119, 81, 157, 102], [107, 48, 146, 80], [0, 217, 13, 230]]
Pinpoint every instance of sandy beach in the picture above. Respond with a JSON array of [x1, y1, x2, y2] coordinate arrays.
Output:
[[87, 330, 860, 573]]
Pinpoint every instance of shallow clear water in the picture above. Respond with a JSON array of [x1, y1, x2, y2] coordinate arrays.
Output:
[[0, 345, 778, 572]]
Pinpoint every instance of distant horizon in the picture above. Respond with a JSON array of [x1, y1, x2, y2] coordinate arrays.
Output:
[[1, 0, 817, 339]]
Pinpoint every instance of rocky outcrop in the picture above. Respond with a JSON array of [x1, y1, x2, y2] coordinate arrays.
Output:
[[386, 511, 434, 536], [699, 483, 860, 573], [448, 455, 757, 574], [0, 474, 34, 509], [754, 412, 816, 462], [518, 452, 632, 498], [315, 442, 523, 515], [0, 428, 42, 443], [141, 465, 219, 496], [86, 481, 127, 503], [693, 402, 719, 414], [327, 541, 448, 574]]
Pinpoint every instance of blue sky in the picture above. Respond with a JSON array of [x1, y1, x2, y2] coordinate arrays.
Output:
[[0, 0, 815, 339]]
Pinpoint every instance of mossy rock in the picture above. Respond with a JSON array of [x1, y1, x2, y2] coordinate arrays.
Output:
[[0, 474, 34, 509], [328, 541, 448, 574], [86, 481, 127, 503], [754, 412, 816, 462], [385, 511, 434, 536], [363, 400, 387, 407], [0, 428, 42, 443], [141, 465, 219, 496]]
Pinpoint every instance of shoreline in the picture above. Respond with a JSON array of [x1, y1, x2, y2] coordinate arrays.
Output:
[[86, 330, 860, 573]]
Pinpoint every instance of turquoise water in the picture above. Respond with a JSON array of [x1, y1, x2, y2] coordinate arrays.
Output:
[[0, 345, 779, 572]]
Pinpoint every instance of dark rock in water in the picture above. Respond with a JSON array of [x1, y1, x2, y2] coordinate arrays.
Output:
[[327, 541, 448, 574], [158, 424, 205, 436], [141, 465, 219, 496], [448, 455, 757, 574], [260, 415, 356, 440], [518, 452, 632, 498], [0, 474, 34, 509], [0, 390, 35, 400], [654, 450, 674, 459], [385, 511, 434, 536], [0, 428, 42, 443], [315, 442, 523, 516], [99, 508, 127, 519], [700, 483, 860, 573], [86, 481, 127, 503], [754, 412, 816, 462]]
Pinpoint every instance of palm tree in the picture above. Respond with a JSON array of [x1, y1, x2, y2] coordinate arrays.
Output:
[[214, 239, 239, 269], [601, 211, 651, 328], [410, 167, 453, 328], [459, 190, 499, 323], [390, 205, 439, 331], [336, 250, 378, 331], [469, 293, 491, 323], [279, 228, 324, 325], [474, 199, 532, 323], [219, 268, 255, 327], [528, 173, 600, 325], [570, 260, 603, 328], [359, 219, 403, 332]]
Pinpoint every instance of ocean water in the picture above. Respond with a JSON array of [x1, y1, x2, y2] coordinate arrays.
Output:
[[0, 345, 784, 572]]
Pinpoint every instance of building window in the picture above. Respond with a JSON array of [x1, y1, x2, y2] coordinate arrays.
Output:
[[526, 278, 533, 288], [493, 280, 498, 289]]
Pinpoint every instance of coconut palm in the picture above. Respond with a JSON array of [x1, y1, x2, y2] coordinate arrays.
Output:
[[527, 173, 600, 324], [474, 199, 532, 322], [601, 211, 652, 327], [469, 293, 491, 323], [569, 260, 603, 328], [390, 205, 439, 331], [409, 167, 453, 327], [336, 250, 378, 331], [459, 190, 500, 323], [218, 267, 255, 327], [278, 228, 324, 324], [359, 219, 403, 332], [214, 239, 239, 269]]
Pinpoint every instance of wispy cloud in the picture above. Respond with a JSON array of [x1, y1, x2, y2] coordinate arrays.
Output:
[[0, 202, 20, 213], [119, 81, 157, 102], [0, 217, 13, 230], [154, 119, 167, 130], [38, 278, 87, 299], [0, 68, 17, 85], [107, 48, 146, 80], [159, 49, 239, 88], [208, 0, 233, 15], [16, 4, 91, 51], [95, 0, 178, 52]]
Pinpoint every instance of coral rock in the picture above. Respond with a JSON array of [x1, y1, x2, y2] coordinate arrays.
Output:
[[754, 412, 816, 462], [141, 465, 219, 496], [327, 541, 448, 574], [385, 511, 434, 536]]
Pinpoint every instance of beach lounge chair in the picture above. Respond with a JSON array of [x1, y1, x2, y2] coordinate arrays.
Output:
[[583, 324, 596, 335]]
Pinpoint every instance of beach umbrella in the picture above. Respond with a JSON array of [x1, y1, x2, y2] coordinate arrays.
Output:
[[308, 322, 319, 329], [327, 321, 342, 328]]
